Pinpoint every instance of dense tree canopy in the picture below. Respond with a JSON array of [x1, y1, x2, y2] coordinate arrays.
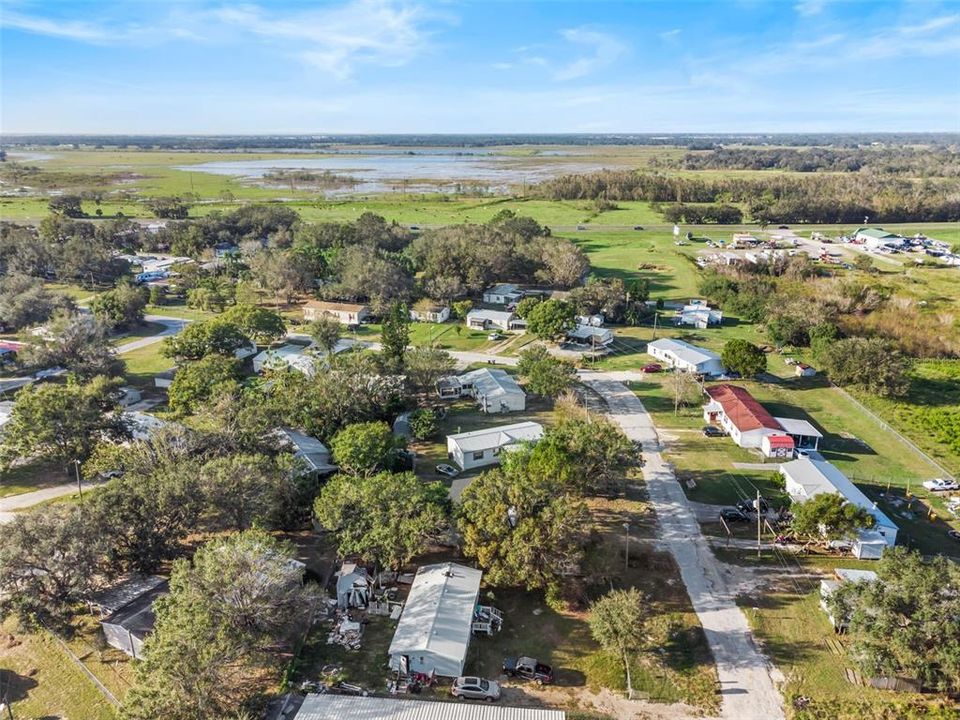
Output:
[[19, 311, 124, 379], [720, 339, 767, 378], [516, 344, 577, 397], [525, 298, 576, 341], [790, 492, 875, 545]]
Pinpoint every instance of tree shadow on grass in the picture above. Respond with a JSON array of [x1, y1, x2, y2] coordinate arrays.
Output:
[[0, 668, 39, 705]]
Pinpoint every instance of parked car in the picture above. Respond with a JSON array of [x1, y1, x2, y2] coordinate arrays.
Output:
[[778, 225, 790, 229], [502, 656, 554, 685], [736, 497, 769, 515], [633, 225, 644, 231], [488, 332, 503, 341], [641, 363, 663, 373], [922, 478, 960, 492], [436, 464, 460, 478], [702, 425, 725, 438], [948, 530, 960, 543], [719, 508, 750, 523], [451, 676, 501, 702]]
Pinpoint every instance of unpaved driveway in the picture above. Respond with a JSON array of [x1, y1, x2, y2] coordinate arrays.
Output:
[[580, 371, 785, 720]]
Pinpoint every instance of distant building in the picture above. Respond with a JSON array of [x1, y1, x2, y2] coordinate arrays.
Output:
[[409, 301, 450, 323], [566, 324, 614, 347], [303, 300, 370, 326], [853, 227, 905, 251], [646, 338, 724, 376], [674, 300, 723, 329], [277, 427, 337, 476], [252, 343, 319, 376], [446, 421, 544, 471], [465, 309, 522, 332], [482, 283, 523, 306]]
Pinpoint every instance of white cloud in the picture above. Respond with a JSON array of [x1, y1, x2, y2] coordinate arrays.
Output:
[[659, 29, 682, 40], [212, 0, 437, 78], [554, 27, 627, 81], [794, 1, 826, 17], [901, 14, 960, 35], [1, 1, 444, 79]]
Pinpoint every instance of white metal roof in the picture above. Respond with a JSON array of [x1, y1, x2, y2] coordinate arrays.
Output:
[[466, 309, 516, 324], [295, 695, 565, 720], [278, 428, 336, 473], [484, 283, 520, 295], [780, 458, 897, 530], [647, 338, 721, 366], [447, 421, 544, 453], [458, 368, 525, 400], [388, 562, 481, 666], [567, 324, 613, 341], [774, 416, 823, 439]]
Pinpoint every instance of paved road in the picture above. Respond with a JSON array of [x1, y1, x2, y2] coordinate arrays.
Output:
[[580, 371, 785, 720], [0, 481, 99, 524], [114, 315, 189, 355]]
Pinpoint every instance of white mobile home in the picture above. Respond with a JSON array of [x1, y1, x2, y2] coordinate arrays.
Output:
[[388, 562, 482, 677], [465, 309, 520, 332], [446, 421, 544, 471], [252, 344, 318, 377], [780, 458, 898, 556], [647, 338, 724, 376], [409, 301, 450, 323], [292, 696, 565, 720], [302, 300, 371, 326]]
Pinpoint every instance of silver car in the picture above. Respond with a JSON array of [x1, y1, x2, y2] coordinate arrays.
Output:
[[451, 676, 501, 702]]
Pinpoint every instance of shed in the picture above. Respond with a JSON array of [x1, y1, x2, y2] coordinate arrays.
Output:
[[91, 575, 168, 659], [335, 561, 372, 610], [447, 421, 543, 471], [388, 562, 482, 677], [293, 694, 566, 720], [761, 434, 795, 459]]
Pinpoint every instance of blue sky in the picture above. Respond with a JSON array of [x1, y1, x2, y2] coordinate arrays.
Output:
[[2, 0, 959, 133]]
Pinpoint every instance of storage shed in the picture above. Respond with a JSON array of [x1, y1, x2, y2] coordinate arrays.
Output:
[[388, 562, 482, 677]]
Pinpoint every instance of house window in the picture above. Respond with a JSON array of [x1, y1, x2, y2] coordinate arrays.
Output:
[[472, 451, 485, 461]]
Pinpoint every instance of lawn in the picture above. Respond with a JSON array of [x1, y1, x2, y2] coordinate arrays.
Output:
[[0, 617, 118, 720], [0, 458, 70, 498], [740, 585, 955, 719], [121, 342, 174, 388]]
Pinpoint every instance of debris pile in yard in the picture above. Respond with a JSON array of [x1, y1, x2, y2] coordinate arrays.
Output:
[[327, 614, 363, 650]]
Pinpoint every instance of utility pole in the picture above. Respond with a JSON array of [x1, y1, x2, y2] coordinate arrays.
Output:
[[756, 490, 762, 558], [74, 459, 83, 503], [623, 522, 630, 573]]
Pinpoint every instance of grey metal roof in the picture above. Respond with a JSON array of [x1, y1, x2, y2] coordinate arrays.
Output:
[[458, 369, 524, 400], [447, 421, 544, 453], [295, 694, 565, 719], [387, 562, 481, 665], [780, 458, 897, 530], [647, 338, 720, 366]]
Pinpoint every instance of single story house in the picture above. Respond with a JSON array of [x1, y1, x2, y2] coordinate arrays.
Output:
[[647, 338, 725, 376], [482, 283, 523, 306], [302, 300, 371, 326], [567, 324, 614, 347], [675, 300, 723, 329], [465, 308, 521, 332], [409, 301, 450, 324], [820, 568, 878, 630], [703, 385, 823, 454], [388, 562, 482, 677], [252, 344, 319, 377], [780, 458, 898, 557], [437, 368, 526, 414], [292, 695, 566, 720], [90, 574, 168, 659], [447, 421, 544, 471], [277, 427, 337, 475]]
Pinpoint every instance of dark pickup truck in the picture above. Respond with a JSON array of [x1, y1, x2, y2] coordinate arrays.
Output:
[[502, 656, 554, 685]]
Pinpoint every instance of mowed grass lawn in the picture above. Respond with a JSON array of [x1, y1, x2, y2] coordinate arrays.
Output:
[[0, 459, 71, 498], [121, 342, 174, 388], [0, 617, 118, 720], [741, 586, 956, 720]]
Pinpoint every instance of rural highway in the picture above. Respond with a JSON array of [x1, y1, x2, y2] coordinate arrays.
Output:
[[580, 371, 786, 720]]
